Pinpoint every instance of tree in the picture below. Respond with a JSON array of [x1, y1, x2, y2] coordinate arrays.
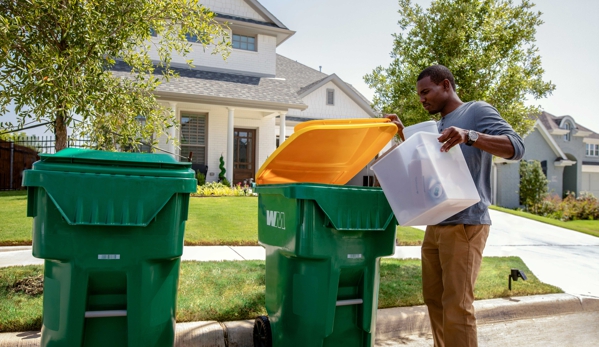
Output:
[[0, 0, 230, 151], [364, 0, 555, 135], [519, 159, 548, 213]]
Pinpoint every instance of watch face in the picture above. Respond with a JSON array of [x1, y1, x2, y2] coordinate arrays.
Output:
[[469, 130, 478, 141]]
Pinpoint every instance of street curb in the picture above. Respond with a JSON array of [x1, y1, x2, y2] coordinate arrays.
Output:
[[0, 294, 597, 347]]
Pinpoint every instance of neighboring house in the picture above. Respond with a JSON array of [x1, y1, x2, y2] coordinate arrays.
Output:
[[493, 111, 599, 208], [113, 0, 378, 185]]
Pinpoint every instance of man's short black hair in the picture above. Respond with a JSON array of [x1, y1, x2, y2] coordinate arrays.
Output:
[[417, 65, 456, 91]]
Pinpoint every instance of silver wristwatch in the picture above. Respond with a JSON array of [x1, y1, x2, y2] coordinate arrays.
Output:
[[466, 130, 478, 146]]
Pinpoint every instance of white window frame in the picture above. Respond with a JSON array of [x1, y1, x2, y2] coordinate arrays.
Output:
[[232, 34, 257, 51], [326, 88, 335, 106], [563, 122, 572, 142], [587, 143, 599, 157], [180, 112, 208, 164]]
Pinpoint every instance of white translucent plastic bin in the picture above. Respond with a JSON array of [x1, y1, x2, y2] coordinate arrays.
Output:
[[403, 120, 438, 139], [371, 132, 480, 226]]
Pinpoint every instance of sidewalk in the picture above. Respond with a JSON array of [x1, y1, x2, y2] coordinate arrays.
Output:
[[1, 245, 421, 267]]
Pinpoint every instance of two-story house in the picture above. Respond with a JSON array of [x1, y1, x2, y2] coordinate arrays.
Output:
[[114, 0, 377, 185], [493, 111, 599, 208]]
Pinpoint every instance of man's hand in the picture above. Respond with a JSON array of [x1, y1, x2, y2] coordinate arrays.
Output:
[[437, 126, 468, 152], [384, 114, 405, 141]]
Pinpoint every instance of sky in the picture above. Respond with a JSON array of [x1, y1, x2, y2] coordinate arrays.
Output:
[[259, 0, 599, 132], [3, 0, 598, 136]]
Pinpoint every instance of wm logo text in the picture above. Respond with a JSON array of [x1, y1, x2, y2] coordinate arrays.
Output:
[[266, 210, 285, 229]]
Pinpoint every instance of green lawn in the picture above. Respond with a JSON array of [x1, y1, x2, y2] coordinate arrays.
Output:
[[0, 191, 31, 246], [185, 197, 258, 245], [490, 205, 599, 238], [0, 256, 562, 332]]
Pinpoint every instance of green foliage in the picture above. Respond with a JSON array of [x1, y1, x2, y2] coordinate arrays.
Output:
[[364, 0, 555, 135], [193, 182, 254, 197], [0, 132, 26, 142], [196, 172, 206, 186], [218, 154, 227, 182], [0, 0, 230, 151], [538, 192, 599, 221], [519, 160, 548, 214]]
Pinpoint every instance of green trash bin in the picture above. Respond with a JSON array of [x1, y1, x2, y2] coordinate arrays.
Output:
[[251, 120, 399, 347], [22, 148, 197, 347], [254, 184, 396, 347]]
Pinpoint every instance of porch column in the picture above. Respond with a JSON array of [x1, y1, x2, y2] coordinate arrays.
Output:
[[167, 102, 178, 159], [279, 113, 286, 145], [227, 107, 234, 185]]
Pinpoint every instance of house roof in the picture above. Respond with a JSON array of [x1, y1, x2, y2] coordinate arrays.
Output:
[[110, 55, 374, 114], [215, 1, 295, 46], [276, 55, 376, 116], [111, 60, 307, 110], [537, 111, 598, 137]]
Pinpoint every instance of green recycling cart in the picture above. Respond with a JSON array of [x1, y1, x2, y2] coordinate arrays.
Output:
[[252, 119, 399, 347], [23, 148, 197, 347]]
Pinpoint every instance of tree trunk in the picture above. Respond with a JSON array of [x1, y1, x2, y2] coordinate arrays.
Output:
[[55, 111, 68, 152]]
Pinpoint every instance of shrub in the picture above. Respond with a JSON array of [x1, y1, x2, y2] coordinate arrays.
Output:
[[196, 172, 206, 186], [218, 155, 227, 182], [519, 160, 548, 214], [538, 192, 599, 221]]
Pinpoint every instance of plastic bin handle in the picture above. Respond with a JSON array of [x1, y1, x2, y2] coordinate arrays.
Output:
[[336, 299, 363, 306], [85, 310, 127, 318]]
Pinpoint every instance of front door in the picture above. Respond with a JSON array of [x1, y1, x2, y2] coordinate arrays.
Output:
[[233, 128, 256, 184]]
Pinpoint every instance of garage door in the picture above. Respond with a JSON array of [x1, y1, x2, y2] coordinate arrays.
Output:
[[581, 172, 599, 197]]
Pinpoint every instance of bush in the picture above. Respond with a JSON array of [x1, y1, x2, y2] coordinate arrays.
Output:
[[192, 182, 255, 197], [519, 160, 548, 214], [196, 172, 206, 186], [538, 192, 599, 221]]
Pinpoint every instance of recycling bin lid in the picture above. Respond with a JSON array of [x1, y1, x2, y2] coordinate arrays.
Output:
[[256, 118, 397, 185], [31, 148, 194, 178]]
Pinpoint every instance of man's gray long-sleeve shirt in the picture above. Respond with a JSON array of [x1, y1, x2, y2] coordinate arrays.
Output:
[[436, 101, 525, 225]]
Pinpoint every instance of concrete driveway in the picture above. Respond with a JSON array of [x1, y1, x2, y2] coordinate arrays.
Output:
[[392, 209, 599, 298]]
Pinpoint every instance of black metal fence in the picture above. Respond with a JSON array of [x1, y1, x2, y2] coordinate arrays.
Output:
[[10, 136, 91, 154]]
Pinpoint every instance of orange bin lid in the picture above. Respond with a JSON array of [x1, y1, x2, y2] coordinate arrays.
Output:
[[256, 118, 397, 185]]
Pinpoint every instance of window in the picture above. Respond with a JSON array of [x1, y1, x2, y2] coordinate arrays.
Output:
[[541, 160, 547, 177], [326, 89, 335, 105], [587, 143, 599, 157], [150, 28, 157, 37], [180, 112, 207, 164], [563, 122, 571, 141], [185, 33, 198, 43], [232, 34, 256, 51]]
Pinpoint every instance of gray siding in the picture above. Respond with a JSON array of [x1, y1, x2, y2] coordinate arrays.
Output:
[[523, 129, 564, 196], [495, 162, 520, 208]]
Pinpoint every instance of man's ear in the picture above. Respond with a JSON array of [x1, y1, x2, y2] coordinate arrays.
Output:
[[443, 79, 452, 91]]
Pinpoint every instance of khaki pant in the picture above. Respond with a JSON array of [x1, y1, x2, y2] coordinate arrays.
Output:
[[421, 224, 490, 347]]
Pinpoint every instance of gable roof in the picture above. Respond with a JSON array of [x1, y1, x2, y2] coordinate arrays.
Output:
[[532, 119, 569, 160], [213, 0, 295, 46], [242, 0, 288, 29], [276, 55, 376, 116]]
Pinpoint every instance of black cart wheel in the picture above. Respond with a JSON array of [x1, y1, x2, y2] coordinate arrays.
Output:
[[253, 315, 272, 347]]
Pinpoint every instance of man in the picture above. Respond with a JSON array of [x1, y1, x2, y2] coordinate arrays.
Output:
[[387, 65, 525, 347]]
